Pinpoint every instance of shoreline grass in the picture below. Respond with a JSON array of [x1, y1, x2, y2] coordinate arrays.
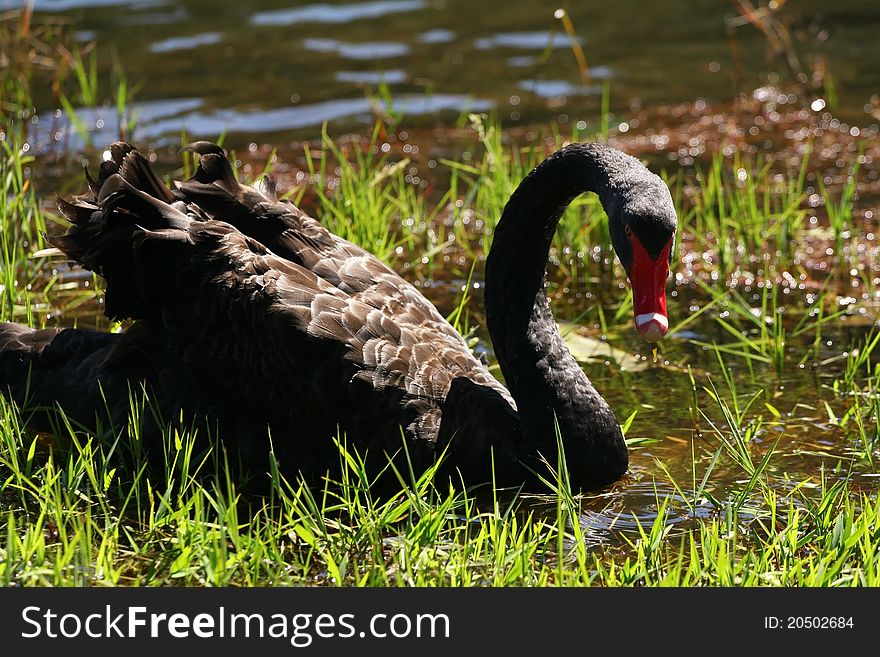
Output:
[[1, 391, 877, 587]]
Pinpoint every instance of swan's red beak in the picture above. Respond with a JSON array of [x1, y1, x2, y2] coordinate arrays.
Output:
[[628, 236, 672, 343]]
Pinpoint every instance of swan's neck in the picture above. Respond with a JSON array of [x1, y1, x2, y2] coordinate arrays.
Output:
[[484, 145, 629, 486]]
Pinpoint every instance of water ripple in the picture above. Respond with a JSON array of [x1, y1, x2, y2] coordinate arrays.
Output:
[[303, 38, 410, 60], [144, 94, 493, 137], [251, 0, 425, 26], [474, 31, 583, 50], [33, 0, 162, 9], [519, 79, 600, 98], [335, 70, 408, 85], [150, 32, 222, 54], [417, 29, 455, 44]]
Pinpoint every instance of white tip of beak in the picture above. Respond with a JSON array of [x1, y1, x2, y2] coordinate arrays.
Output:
[[635, 313, 668, 343]]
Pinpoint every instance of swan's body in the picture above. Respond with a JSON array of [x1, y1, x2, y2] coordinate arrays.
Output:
[[0, 142, 676, 489]]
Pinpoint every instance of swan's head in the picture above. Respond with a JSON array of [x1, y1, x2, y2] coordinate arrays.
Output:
[[610, 183, 678, 343]]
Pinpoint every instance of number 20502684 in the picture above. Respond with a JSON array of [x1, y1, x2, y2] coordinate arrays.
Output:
[[763, 617, 854, 629]]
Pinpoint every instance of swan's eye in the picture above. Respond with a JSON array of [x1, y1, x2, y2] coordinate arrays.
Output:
[[624, 225, 632, 238]]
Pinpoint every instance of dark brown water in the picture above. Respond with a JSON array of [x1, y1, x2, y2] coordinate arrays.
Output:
[[19, 0, 880, 153]]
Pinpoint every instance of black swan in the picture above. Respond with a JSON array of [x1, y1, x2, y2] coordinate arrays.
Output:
[[0, 141, 676, 490]]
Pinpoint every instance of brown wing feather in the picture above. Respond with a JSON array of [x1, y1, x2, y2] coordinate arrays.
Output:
[[168, 143, 515, 430]]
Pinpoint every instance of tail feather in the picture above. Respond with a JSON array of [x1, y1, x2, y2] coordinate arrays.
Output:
[[173, 141, 276, 222], [84, 165, 101, 197], [52, 146, 198, 322], [172, 142, 339, 265], [183, 141, 239, 193], [51, 140, 311, 324], [113, 145, 176, 205]]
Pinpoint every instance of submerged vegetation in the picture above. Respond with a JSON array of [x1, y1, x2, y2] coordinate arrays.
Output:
[[0, 6, 878, 586]]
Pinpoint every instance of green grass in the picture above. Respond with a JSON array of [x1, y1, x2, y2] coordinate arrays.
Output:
[[1, 384, 877, 587]]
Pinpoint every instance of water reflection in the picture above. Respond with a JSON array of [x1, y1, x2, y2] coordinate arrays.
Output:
[[507, 55, 537, 67], [26, 92, 497, 152], [303, 38, 410, 60], [143, 93, 493, 137], [474, 31, 583, 50], [250, 0, 426, 26], [578, 480, 701, 543], [149, 31, 222, 54], [417, 29, 455, 44], [33, 0, 162, 9], [28, 97, 202, 152], [335, 69, 408, 84], [519, 80, 600, 98], [120, 4, 188, 25]]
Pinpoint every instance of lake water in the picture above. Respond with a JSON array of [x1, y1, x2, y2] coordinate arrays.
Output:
[[18, 0, 880, 149]]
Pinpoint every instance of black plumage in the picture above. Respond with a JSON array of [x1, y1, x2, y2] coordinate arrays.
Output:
[[0, 141, 677, 489]]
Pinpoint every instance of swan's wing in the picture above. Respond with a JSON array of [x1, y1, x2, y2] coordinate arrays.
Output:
[[164, 142, 516, 419], [251, 242, 514, 443], [171, 143, 400, 295], [53, 149, 512, 450]]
